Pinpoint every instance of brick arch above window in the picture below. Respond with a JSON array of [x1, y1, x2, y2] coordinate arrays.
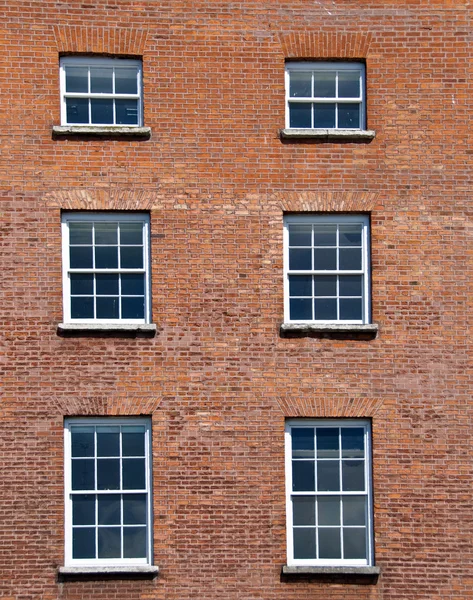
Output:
[[52, 25, 149, 55], [278, 31, 373, 60], [44, 188, 159, 210], [275, 394, 386, 418], [272, 191, 381, 213]]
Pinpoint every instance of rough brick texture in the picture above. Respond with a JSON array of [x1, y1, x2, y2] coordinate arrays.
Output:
[[1, 0, 472, 599]]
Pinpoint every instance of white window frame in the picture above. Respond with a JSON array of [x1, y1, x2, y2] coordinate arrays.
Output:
[[285, 419, 374, 567], [285, 62, 366, 130], [60, 57, 143, 127], [283, 214, 371, 324], [64, 417, 153, 567], [61, 212, 151, 324]]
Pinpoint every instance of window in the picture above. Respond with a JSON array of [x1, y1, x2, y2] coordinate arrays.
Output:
[[60, 57, 143, 127], [64, 418, 152, 566], [283, 214, 371, 324], [61, 213, 151, 324], [285, 420, 373, 567], [285, 62, 365, 130]]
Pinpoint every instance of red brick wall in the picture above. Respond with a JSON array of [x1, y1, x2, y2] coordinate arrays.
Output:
[[2, 1, 472, 599]]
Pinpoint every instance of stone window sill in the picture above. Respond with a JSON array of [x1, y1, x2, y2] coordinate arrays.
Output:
[[280, 128, 376, 141], [280, 322, 378, 339], [52, 125, 151, 139], [58, 565, 159, 579], [57, 323, 157, 337], [282, 565, 380, 583]]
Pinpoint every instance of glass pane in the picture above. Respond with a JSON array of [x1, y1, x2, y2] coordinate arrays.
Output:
[[122, 297, 145, 319], [293, 497, 315, 526], [98, 527, 121, 558], [339, 224, 362, 247], [289, 71, 311, 97], [123, 458, 146, 490], [314, 103, 335, 128], [71, 427, 94, 457], [65, 66, 88, 93], [124, 527, 147, 558], [313, 225, 337, 247], [72, 459, 95, 490], [314, 298, 337, 320], [292, 461, 315, 492], [95, 222, 118, 245], [343, 496, 366, 526], [96, 297, 119, 319], [342, 428, 365, 458], [293, 528, 316, 559], [121, 274, 145, 296], [66, 98, 89, 124], [314, 276, 336, 297], [95, 246, 118, 269], [317, 428, 339, 458], [313, 71, 336, 97], [122, 427, 145, 456], [313, 248, 336, 270], [90, 67, 113, 93], [97, 459, 120, 490], [338, 104, 360, 129], [343, 527, 366, 559], [289, 275, 312, 297], [288, 224, 312, 247], [289, 248, 311, 271], [317, 460, 340, 491], [120, 222, 143, 245], [342, 460, 365, 491], [290, 299, 312, 321], [70, 274, 94, 295], [339, 276, 362, 297], [91, 98, 114, 124], [115, 67, 138, 94], [318, 528, 341, 558], [120, 246, 143, 269], [338, 71, 361, 98], [123, 494, 147, 524], [292, 428, 315, 459], [339, 248, 361, 270], [70, 246, 93, 269], [98, 494, 121, 525], [96, 274, 119, 296], [289, 103, 312, 128], [318, 496, 340, 526], [340, 298, 362, 321], [97, 426, 120, 456], [72, 494, 95, 525], [71, 297, 94, 319], [72, 527, 95, 559], [116, 99, 139, 125], [70, 222, 93, 245]]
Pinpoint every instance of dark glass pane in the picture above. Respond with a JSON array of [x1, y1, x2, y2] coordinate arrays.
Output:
[[318, 496, 340, 526], [343, 496, 366, 526], [122, 427, 145, 456], [313, 71, 336, 97], [289, 248, 311, 270], [340, 299, 362, 321], [289, 103, 312, 128], [120, 222, 143, 245], [96, 274, 119, 296], [293, 497, 315, 526], [120, 246, 143, 269], [314, 276, 336, 297], [70, 246, 93, 269], [292, 428, 315, 458], [122, 297, 145, 319], [338, 104, 360, 129], [97, 459, 120, 490], [95, 246, 118, 268], [342, 460, 365, 491], [116, 99, 139, 125], [342, 428, 365, 458], [115, 68, 138, 94], [313, 225, 336, 246], [339, 276, 362, 297], [90, 67, 113, 93], [70, 274, 94, 295], [72, 459, 95, 490], [317, 460, 340, 491], [66, 98, 89, 124], [338, 71, 360, 98], [95, 222, 117, 245], [65, 66, 88, 93], [314, 298, 337, 320], [69, 222, 93, 245], [290, 299, 312, 321], [72, 494, 95, 525], [339, 224, 362, 247], [98, 494, 121, 525], [318, 528, 341, 558], [121, 274, 145, 296], [293, 527, 316, 559], [123, 527, 147, 558], [72, 527, 95, 559], [97, 426, 120, 456], [91, 98, 114, 124], [292, 461, 315, 492], [288, 224, 312, 247], [289, 275, 312, 297], [343, 528, 366, 559], [313, 248, 336, 270], [289, 71, 311, 97], [71, 427, 94, 457], [123, 494, 147, 524], [317, 428, 339, 459], [339, 248, 361, 270], [96, 297, 119, 319], [71, 296, 94, 319], [98, 527, 121, 558], [314, 103, 335, 128], [123, 459, 145, 490]]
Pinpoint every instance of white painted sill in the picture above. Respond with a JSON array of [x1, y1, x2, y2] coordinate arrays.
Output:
[[59, 565, 159, 577], [280, 128, 376, 141], [58, 323, 157, 334], [280, 323, 379, 334], [52, 125, 151, 138]]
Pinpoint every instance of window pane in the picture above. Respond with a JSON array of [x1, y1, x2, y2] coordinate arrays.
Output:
[[121, 274, 145, 296], [293, 497, 315, 526], [120, 246, 143, 269], [338, 71, 360, 98], [289, 275, 312, 297], [123, 494, 147, 525], [292, 461, 315, 492], [98, 495, 121, 525], [343, 528, 366, 559], [292, 428, 315, 458], [71, 297, 94, 319], [339, 276, 362, 297], [313, 71, 336, 97], [289, 248, 311, 271], [317, 460, 340, 491], [314, 298, 337, 320], [290, 298, 312, 321], [70, 222, 93, 245], [120, 223, 143, 245], [116, 99, 139, 125], [71, 427, 95, 457], [66, 66, 89, 93], [288, 224, 312, 247], [122, 297, 145, 319], [96, 297, 119, 319], [90, 67, 113, 93], [96, 274, 119, 296], [318, 528, 341, 559], [98, 527, 121, 558], [66, 98, 89, 124], [343, 496, 366, 526], [340, 298, 362, 321], [313, 276, 336, 297], [70, 274, 94, 295], [338, 104, 360, 129], [95, 246, 118, 269], [289, 71, 312, 97], [342, 428, 365, 458], [318, 496, 340, 526], [73, 527, 95, 559], [122, 427, 146, 457], [72, 495, 95, 525], [289, 103, 312, 128], [97, 459, 120, 490], [97, 426, 120, 456], [313, 248, 336, 270], [313, 225, 337, 247], [72, 459, 95, 490], [123, 458, 146, 490], [339, 248, 361, 270], [115, 68, 138, 94], [317, 428, 339, 459], [95, 222, 118, 245], [293, 528, 316, 559], [124, 527, 147, 558], [91, 98, 114, 124], [314, 103, 335, 128], [70, 246, 93, 269], [339, 225, 362, 247], [342, 460, 365, 491]]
